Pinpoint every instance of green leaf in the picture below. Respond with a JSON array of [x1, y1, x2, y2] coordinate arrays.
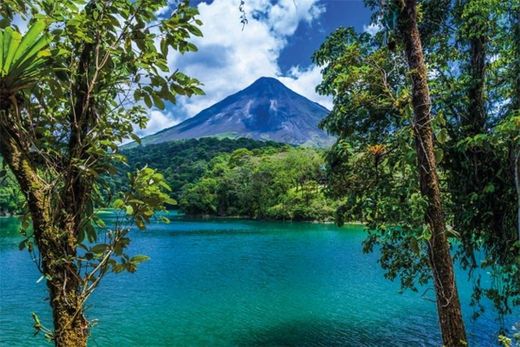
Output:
[[187, 25, 202, 37], [437, 128, 449, 144], [113, 198, 125, 209], [0, 30, 4, 70], [144, 94, 152, 108], [130, 255, 150, 263], [91, 244, 109, 254], [434, 148, 444, 163], [85, 223, 97, 242], [152, 93, 165, 110], [483, 183, 495, 193], [3, 29, 20, 72], [12, 20, 46, 65]]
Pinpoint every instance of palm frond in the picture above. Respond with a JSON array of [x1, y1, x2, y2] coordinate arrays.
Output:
[[0, 21, 50, 93]]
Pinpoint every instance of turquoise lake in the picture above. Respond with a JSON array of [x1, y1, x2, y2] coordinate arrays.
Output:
[[0, 215, 517, 346]]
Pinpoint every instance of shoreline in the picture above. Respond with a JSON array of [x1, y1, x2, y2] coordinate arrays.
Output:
[[179, 213, 364, 226], [179, 212, 334, 223], [0, 211, 365, 227]]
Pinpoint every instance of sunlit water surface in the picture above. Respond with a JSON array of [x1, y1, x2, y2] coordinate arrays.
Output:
[[0, 215, 517, 346]]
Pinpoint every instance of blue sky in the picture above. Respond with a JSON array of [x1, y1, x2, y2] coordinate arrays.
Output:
[[278, 1, 371, 72], [148, 1, 373, 136]]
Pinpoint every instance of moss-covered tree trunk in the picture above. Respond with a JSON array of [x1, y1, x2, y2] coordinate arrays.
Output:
[[47, 256, 88, 346], [396, 0, 468, 345], [41, 226, 88, 346], [0, 112, 88, 347]]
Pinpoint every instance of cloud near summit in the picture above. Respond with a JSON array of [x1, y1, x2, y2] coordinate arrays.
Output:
[[140, 0, 332, 137]]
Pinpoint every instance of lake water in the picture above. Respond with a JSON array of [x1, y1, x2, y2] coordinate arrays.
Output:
[[0, 215, 517, 346]]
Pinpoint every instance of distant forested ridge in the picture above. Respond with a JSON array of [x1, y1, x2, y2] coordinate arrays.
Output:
[[109, 137, 285, 200]]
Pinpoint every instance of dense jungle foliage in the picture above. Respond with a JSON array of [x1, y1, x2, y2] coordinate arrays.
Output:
[[115, 138, 336, 221], [0, 158, 24, 215], [179, 146, 337, 221]]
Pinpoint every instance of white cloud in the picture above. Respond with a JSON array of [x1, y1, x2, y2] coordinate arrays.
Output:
[[267, 0, 325, 36], [167, 0, 328, 120], [363, 22, 382, 36], [279, 65, 332, 110]]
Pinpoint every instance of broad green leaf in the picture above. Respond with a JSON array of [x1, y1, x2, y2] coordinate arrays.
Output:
[[3, 29, 21, 73], [91, 244, 109, 254], [12, 20, 45, 65]]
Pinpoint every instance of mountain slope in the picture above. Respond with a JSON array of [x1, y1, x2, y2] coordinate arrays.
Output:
[[139, 77, 334, 147]]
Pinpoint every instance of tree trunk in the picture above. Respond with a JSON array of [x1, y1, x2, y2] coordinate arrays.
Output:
[[515, 125, 520, 244], [36, 225, 88, 346], [396, 1, 468, 346], [47, 247, 89, 347], [448, 5, 491, 267], [466, 36, 487, 134], [0, 110, 88, 347], [512, 3, 520, 240]]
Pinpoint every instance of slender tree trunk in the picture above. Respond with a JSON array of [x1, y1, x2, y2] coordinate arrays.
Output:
[[512, 4, 520, 240], [0, 108, 88, 347], [466, 36, 487, 134], [449, 5, 491, 265], [396, 1, 468, 345], [513, 150, 520, 241]]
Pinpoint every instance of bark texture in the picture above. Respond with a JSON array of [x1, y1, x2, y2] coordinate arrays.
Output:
[[396, 0, 468, 345], [0, 106, 88, 347], [467, 36, 487, 134]]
